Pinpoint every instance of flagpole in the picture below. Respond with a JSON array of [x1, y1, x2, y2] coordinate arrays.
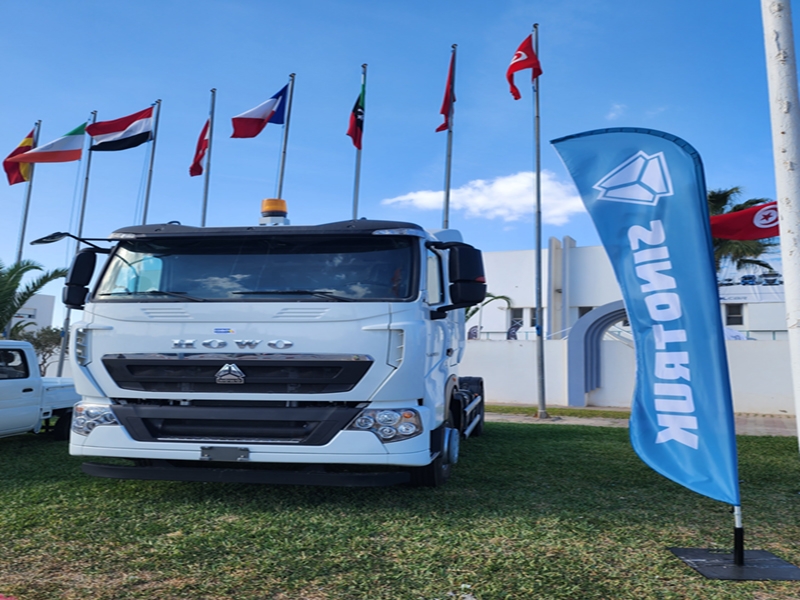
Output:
[[276, 74, 295, 200], [57, 112, 96, 378], [142, 99, 161, 225], [15, 120, 41, 264], [443, 44, 457, 229], [201, 89, 216, 227], [76, 112, 98, 248], [532, 23, 548, 419], [352, 64, 367, 220]]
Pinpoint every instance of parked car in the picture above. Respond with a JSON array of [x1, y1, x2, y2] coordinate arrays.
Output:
[[740, 275, 759, 285], [0, 340, 79, 440]]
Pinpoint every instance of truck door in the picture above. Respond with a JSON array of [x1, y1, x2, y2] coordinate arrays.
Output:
[[0, 348, 41, 435], [424, 248, 450, 413]]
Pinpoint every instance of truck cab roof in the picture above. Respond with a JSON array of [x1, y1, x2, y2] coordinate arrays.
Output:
[[109, 220, 428, 240]]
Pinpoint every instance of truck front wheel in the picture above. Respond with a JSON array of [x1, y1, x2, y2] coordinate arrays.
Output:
[[52, 411, 72, 441], [409, 416, 458, 487]]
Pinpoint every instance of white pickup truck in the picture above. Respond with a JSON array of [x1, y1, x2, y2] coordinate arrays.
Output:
[[0, 340, 79, 440]]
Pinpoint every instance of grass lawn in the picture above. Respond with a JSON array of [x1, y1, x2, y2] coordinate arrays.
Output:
[[1, 424, 800, 599]]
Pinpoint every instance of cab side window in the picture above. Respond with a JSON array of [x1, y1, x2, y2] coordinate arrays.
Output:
[[0, 349, 29, 379], [426, 249, 444, 305]]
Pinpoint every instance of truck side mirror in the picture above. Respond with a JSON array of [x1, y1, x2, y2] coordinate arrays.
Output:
[[63, 250, 97, 309], [448, 245, 486, 307], [430, 243, 487, 319], [66, 250, 97, 287]]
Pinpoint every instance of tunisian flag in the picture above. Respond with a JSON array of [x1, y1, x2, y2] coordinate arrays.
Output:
[[190, 119, 209, 177], [710, 201, 780, 240], [436, 50, 456, 132], [507, 34, 542, 100]]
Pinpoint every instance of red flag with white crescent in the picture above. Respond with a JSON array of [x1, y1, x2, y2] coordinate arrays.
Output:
[[506, 34, 543, 100], [710, 201, 780, 240], [190, 119, 209, 177]]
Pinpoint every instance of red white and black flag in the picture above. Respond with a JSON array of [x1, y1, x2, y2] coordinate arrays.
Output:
[[436, 48, 456, 132], [190, 119, 210, 177], [87, 107, 154, 151], [347, 80, 365, 149], [710, 201, 780, 240], [507, 34, 543, 100]]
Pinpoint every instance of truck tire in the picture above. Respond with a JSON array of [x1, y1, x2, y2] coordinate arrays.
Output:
[[459, 377, 485, 437], [52, 411, 72, 441], [409, 416, 456, 487]]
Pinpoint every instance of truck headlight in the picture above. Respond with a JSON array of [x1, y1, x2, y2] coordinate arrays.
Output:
[[72, 402, 119, 436], [347, 408, 422, 443]]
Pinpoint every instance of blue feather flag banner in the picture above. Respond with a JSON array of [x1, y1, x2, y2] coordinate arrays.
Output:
[[552, 128, 740, 505]]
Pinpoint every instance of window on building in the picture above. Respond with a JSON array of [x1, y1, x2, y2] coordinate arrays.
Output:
[[529, 308, 537, 328], [510, 308, 524, 329], [726, 303, 744, 326]]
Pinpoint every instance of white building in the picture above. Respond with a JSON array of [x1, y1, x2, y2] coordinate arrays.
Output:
[[462, 238, 793, 415], [10, 294, 56, 334]]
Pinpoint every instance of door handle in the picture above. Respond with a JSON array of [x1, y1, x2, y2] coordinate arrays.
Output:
[[22, 388, 33, 393]]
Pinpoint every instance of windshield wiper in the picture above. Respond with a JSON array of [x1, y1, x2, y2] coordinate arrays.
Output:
[[98, 290, 206, 302], [232, 289, 354, 302]]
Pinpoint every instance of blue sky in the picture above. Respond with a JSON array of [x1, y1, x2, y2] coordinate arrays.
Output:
[[0, 0, 786, 311]]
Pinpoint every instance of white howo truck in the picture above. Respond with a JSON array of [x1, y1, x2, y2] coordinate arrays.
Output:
[[56, 206, 486, 486]]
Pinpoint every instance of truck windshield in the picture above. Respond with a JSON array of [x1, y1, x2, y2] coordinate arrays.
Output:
[[94, 235, 418, 302]]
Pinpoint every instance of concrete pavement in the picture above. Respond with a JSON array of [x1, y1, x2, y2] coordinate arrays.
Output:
[[485, 411, 798, 437]]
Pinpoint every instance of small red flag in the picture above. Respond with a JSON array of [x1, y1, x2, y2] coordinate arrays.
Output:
[[436, 50, 456, 133], [507, 34, 543, 100], [710, 201, 780, 240], [3, 129, 35, 185], [190, 119, 210, 177], [347, 84, 365, 149]]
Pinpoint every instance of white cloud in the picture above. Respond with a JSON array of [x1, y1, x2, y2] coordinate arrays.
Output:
[[606, 103, 627, 120], [381, 171, 584, 225]]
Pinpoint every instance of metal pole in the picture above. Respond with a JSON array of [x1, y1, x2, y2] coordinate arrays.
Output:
[[15, 120, 40, 264], [76, 112, 97, 249], [142, 99, 161, 225], [201, 89, 216, 227], [533, 23, 548, 419], [443, 44, 457, 229], [733, 505, 745, 566], [352, 64, 366, 220], [276, 74, 295, 200], [57, 112, 96, 377], [761, 0, 800, 443]]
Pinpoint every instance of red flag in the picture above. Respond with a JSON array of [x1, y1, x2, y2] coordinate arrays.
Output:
[[507, 34, 542, 100], [710, 201, 780, 240], [436, 50, 456, 132], [3, 129, 35, 185], [347, 83, 365, 149], [190, 119, 210, 177]]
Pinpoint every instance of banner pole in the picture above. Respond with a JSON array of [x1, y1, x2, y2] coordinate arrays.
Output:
[[201, 89, 216, 227], [533, 23, 548, 419], [276, 74, 295, 200], [142, 99, 161, 225], [443, 44, 456, 229], [15, 120, 40, 264], [733, 505, 745, 566]]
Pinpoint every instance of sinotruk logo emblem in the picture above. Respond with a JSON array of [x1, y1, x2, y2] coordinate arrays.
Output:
[[593, 151, 674, 205]]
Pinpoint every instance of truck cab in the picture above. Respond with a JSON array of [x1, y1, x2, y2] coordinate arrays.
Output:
[[62, 218, 486, 486]]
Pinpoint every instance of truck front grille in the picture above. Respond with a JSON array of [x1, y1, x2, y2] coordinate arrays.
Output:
[[102, 353, 373, 394], [110, 403, 363, 445]]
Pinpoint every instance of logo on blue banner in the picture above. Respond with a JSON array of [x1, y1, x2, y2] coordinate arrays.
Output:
[[552, 128, 740, 505]]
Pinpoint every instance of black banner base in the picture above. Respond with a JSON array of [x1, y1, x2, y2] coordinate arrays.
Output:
[[669, 547, 800, 581]]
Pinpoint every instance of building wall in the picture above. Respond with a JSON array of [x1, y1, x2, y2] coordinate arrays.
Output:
[[11, 294, 55, 333], [461, 338, 795, 415]]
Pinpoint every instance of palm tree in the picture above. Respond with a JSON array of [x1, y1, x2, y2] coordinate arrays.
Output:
[[465, 292, 513, 322], [0, 259, 68, 337], [708, 187, 778, 273]]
